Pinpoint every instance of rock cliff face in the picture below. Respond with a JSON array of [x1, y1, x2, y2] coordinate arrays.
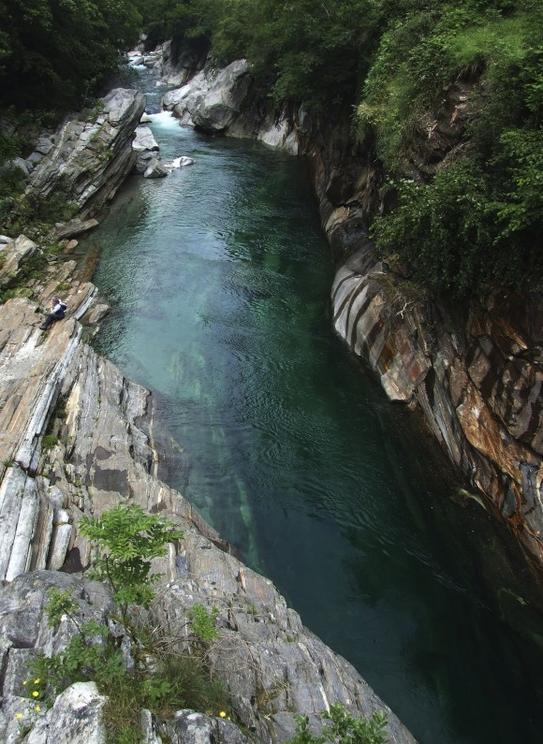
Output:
[[306, 100, 543, 577], [0, 236, 415, 743], [28, 89, 145, 216], [161, 52, 543, 577]]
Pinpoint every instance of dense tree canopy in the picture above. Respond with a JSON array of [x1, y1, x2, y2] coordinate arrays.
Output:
[[0, 0, 142, 110]]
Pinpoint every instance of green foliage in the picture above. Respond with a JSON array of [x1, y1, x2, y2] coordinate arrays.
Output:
[[288, 704, 388, 744], [26, 593, 228, 744], [45, 588, 78, 629], [79, 505, 183, 616], [41, 434, 59, 452], [371, 132, 543, 296], [0, 0, 142, 111], [139, 0, 378, 110], [360, 0, 543, 295], [189, 603, 219, 644]]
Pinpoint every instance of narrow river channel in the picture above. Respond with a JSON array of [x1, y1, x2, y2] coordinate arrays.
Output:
[[86, 69, 542, 743]]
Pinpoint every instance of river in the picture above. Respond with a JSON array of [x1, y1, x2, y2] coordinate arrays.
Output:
[[85, 69, 542, 743]]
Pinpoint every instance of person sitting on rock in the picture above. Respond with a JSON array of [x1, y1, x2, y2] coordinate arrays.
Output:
[[40, 297, 68, 331]]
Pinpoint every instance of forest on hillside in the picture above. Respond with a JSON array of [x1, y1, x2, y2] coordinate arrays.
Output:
[[0, 0, 541, 296]]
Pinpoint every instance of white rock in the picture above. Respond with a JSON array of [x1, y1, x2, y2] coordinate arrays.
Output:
[[133, 126, 159, 152], [258, 118, 299, 155], [26, 682, 107, 744], [169, 60, 251, 133], [143, 158, 168, 179], [166, 156, 194, 169]]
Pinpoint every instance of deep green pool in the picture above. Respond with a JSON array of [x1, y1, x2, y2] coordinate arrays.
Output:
[[88, 71, 543, 743]]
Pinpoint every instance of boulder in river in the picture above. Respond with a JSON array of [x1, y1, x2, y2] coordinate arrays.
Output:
[[133, 125, 162, 175], [164, 59, 252, 133], [133, 126, 159, 153], [144, 157, 168, 178], [166, 156, 194, 169]]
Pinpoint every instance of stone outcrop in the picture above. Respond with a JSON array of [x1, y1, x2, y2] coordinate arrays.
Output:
[[331, 251, 543, 569], [295, 83, 543, 574], [163, 60, 252, 132], [161, 58, 298, 153], [28, 89, 145, 215], [132, 125, 163, 176], [0, 236, 37, 288], [0, 238, 415, 743]]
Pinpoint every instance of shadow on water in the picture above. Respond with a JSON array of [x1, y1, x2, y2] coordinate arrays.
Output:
[[84, 68, 543, 744]]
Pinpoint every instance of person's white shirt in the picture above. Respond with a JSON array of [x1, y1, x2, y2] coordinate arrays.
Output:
[[52, 299, 67, 315]]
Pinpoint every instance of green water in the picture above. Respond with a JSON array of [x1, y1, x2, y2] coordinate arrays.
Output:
[[89, 71, 543, 743]]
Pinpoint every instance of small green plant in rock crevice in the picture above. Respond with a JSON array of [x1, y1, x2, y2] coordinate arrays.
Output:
[[21, 505, 230, 744], [79, 504, 184, 630], [189, 603, 219, 645], [287, 703, 388, 744]]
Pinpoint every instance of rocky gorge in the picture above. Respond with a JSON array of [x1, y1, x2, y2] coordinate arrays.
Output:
[[0, 68, 417, 743], [154, 48, 543, 590]]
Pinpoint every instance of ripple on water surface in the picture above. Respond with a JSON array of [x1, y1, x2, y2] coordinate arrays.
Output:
[[89, 72, 543, 744]]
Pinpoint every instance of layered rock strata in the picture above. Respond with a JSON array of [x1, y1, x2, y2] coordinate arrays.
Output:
[[28, 89, 145, 215]]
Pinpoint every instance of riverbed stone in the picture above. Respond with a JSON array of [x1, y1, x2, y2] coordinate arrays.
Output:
[[144, 158, 168, 178]]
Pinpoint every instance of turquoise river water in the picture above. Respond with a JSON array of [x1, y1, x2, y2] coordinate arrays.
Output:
[[87, 71, 543, 743]]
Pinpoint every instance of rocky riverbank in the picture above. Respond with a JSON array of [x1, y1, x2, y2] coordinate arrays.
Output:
[[0, 80, 415, 742], [157, 48, 543, 583]]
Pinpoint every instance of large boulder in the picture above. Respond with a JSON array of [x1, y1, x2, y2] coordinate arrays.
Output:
[[28, 89, 145, 215], [132, 126, 159, 153], [164, 60, 252, 133]]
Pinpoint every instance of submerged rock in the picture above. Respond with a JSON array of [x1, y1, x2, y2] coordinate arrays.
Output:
[[166, 156, 194, 169]]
